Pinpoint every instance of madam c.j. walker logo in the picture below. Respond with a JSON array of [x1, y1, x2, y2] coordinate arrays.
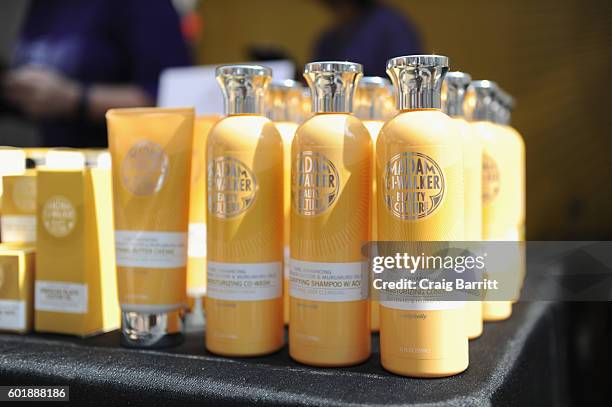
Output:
[[482, 153, 500, 202], [121, 141, 168, 196], [384, 152, 445, 220], [208, 157, 257, 218], [293, 151, 340, 216], [42, 195, 77, 238]]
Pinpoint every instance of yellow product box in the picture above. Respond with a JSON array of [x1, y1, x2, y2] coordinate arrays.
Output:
[[0, 244, 35, 333], [1, 169, 37, 244], [34, 151, 119, 336]]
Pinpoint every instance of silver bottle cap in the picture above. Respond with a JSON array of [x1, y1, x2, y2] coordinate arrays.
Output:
[[303, 61, 363, 113], [354, 76, 392, 121], [496, 88, 515, 125], [266, 79, 304, 122], [442, 71, 472, 118], [216, 65, 272, 115], [386, 55, 449, 110], [466, 80, 499, 122], [121, 309, 184, 348]]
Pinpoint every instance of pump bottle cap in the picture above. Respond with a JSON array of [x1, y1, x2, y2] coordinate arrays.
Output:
[[442, 71, 472, 118], [216, 64, 272, 115], [355, 76, 392, 121], [466, 80, 499, 122], [303, 61, 363, 113], [266, 79, 304, 122], [386, 55, 449, 110]]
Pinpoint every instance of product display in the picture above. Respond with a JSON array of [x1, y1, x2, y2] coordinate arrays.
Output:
[[0, 243, 35, 333], [378, 55, 468, 377], [205, 65, 284, 356], [290, 61, 372, 367], [106, 108, 194, 347], [35, 149, 119, 336], [3, 2, 610, 405], [0, 61, 527, 377], [185, 115, 222, 331], [354, 76, 393, 333], [266, 79, 304, 325], [442, 71, 484, 339]]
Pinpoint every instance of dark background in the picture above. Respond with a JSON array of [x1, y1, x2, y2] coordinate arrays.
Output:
[[196, 0, 612, 241]]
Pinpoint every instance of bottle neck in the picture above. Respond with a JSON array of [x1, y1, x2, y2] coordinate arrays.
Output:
[[388, 64, 447, 110], [444, 87, 466, 117], [471, 102, 496, 122], [225, 94, 264, 115], [305, 69, 360, 114], [396, 89, 442, 110], [267, 90, 303, 122], [311, 91, 354, 113], [355, 89, 389, 120]]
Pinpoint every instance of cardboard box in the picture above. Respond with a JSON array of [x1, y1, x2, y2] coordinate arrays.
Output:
[[35, 156, 119, 336], [0, 244, 35, 333]]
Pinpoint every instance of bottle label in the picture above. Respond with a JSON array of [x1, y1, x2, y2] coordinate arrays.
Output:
[[380, 300, 465, 311], [482, 153, 500, 202], [187, 222, 206, 258], [35, 281, 88, 314], [0, 300, 26, 331], [0, 215, 36, 242], [289, 259, 368, 302], [293, 151, 340, 216], [207, 261, 281, 301], [383, 152, 445, 220], [42, 196, 77, 238], [121, 140, 169, 196], [208, 157, 257, 218], [115, 231, 187, 268], [284, 246, 290, 278]]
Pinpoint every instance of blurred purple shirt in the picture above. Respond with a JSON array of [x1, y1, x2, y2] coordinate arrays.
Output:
[[314, 5, 421, 77], [12, 0, 191, 147]]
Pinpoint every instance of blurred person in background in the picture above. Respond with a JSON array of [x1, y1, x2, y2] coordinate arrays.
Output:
[[1, 0, 191, 148], [314, 0, 421, 77]]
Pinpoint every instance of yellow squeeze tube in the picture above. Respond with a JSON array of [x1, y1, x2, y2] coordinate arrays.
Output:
[[106, 107, 194, 348]]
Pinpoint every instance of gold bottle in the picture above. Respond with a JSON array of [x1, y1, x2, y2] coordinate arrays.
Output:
[[266, 79, 304, 325], [290, 61, 371, 367], [354, 76, 392, 333], [466, 81, 521, 321], [494, 89, 526, 303], [442, 71, 484, 339], [206, 65, 284, 356], [378, 55, 468, 377]]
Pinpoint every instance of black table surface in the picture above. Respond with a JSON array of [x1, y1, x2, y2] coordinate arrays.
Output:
[[0, 301, 570, 407]]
